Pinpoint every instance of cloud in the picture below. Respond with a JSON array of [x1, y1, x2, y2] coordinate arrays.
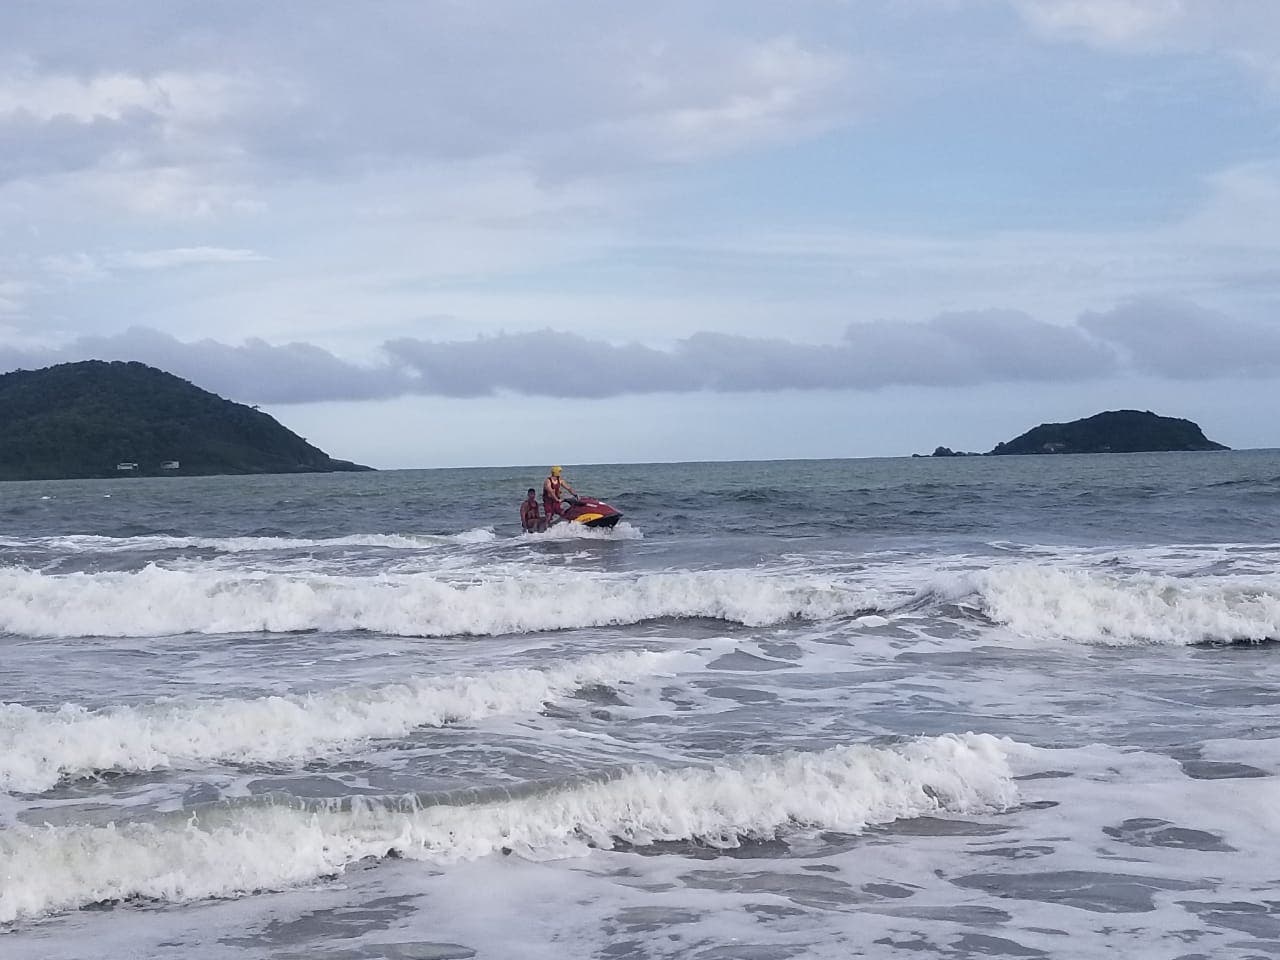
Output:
[[384, 331, 692, 398], [0, 63, 240, 124], [32, 246, 265, 290], [1009, 0, 1184, 47], [0, 306, 1117, 403], [39, 252, 108, 281], [1079, 297, 1280, 378], [0, 326, 404, 404], [382, 309, 1116, 398], [0, 280, 27, 316], [0, 110, 158, 183], [0, 6, 866, 194], [1006, 0, 1280, 93], [6, 300, 1280, 403], [0, 56, 257, 187], [573, 36, 865, 167], [112, 247, 266, 270]]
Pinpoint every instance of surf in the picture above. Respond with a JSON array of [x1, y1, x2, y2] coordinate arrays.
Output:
[[0, 733, 1020, 924], [0, 649, 695, 794], [0, 565, 882, 639], [973, 565, 1280, 646]]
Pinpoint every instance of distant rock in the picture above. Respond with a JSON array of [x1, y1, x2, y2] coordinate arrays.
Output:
[[0, 360, 373, 480], [912, 446, 980, 458], [988, 410, 1228, 456]]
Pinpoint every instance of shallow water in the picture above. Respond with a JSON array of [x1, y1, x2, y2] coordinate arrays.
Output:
[[2, 452, 1279, 958]]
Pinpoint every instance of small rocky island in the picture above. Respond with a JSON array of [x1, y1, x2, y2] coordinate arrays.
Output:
[[923, 410, 1229, 457], [0, 360, 372, 480]]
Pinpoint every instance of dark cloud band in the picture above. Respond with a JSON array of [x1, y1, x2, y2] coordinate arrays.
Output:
[[1, 299, 1275, 404]]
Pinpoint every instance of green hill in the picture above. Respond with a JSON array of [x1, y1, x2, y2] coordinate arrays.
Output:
[[0, 360, 372, 480], [988, 410, 1228, 456]]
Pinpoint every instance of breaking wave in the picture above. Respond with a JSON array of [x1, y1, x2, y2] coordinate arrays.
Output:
[[0, 530, 498, 553], [0, 733, 1019, 924], [0, 650, 691, 794], [0, 566, 880, 639], [966, 566, 1280, 646]]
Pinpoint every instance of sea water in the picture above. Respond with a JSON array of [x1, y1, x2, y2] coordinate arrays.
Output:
[[1, 453, 1278, 958]]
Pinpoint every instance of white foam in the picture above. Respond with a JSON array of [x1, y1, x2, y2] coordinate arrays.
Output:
[[521, 521, 643, 541], [0, 733, 1019, 924], [0, 565, 880, 640], [968, 565, 1280, 646], [448, 527, 499, 545], [0, 530, 497, 554], [1200, 737, 1280, 774], [0, 650, 690, 794]]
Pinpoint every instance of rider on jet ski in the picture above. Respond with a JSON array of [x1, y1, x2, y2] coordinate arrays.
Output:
[[520, 488, 546, 533], [542, 465, 578, 524]]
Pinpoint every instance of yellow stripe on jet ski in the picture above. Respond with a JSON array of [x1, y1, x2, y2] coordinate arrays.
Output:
[[572, 513, 604, 524]]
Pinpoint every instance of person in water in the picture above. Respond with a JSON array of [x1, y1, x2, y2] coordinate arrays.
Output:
[[542, 465, 578, 524], [520, 488, 545, 533]]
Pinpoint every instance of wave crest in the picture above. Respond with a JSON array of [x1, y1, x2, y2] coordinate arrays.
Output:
[[0, 566, 880, 639], [973, 566, 1280, 646], [0, 530, 498, 554], [0, 733, 1019, 924], [0, 650, 691, 794]]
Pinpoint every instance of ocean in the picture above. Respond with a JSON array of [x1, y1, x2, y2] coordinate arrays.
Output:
[[1, 452, 1279, 959]]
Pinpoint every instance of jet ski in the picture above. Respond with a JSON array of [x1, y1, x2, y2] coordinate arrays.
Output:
[[557, 496, 623, 529]]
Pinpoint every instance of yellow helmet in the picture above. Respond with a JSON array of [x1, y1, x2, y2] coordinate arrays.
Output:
[[551, 465, 562, 475]]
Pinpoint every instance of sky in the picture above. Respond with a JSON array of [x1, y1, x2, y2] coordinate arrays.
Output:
[[2, 0, 1279, 468]]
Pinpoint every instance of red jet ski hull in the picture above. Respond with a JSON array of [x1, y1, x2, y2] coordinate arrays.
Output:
[[559, 497, 623, 528]]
